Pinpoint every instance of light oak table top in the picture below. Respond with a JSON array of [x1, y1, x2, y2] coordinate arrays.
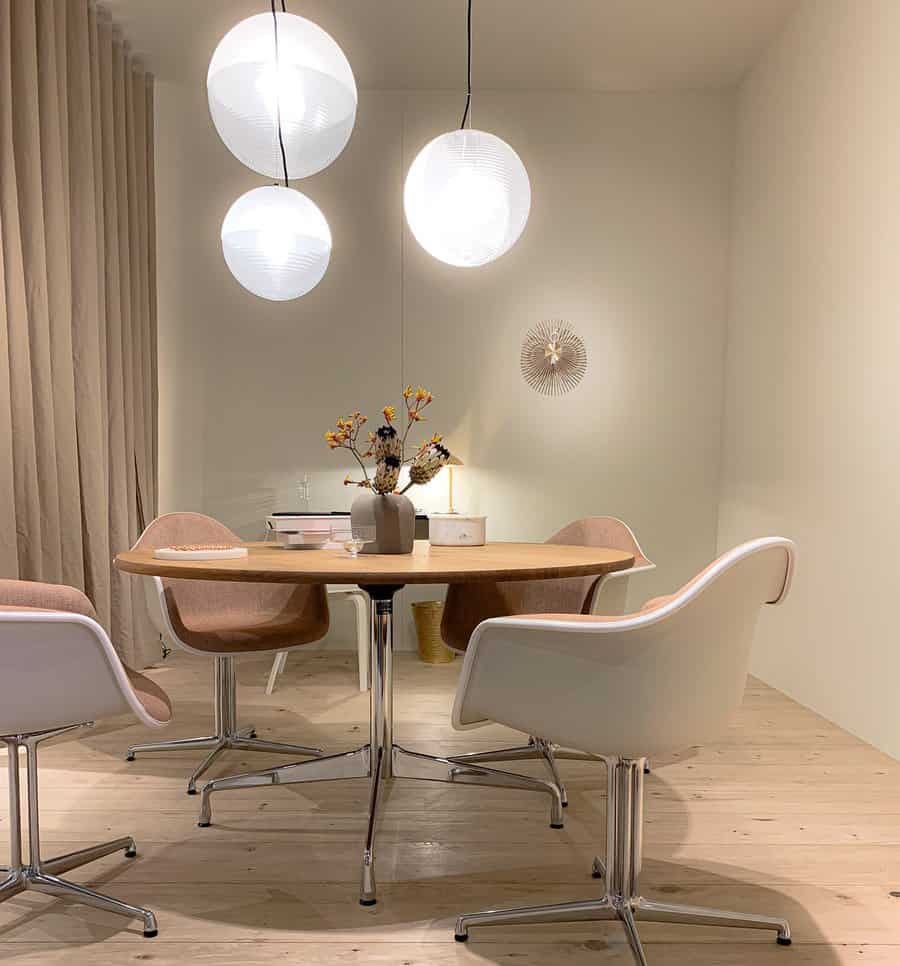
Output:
[[114, 539, 635, 585]]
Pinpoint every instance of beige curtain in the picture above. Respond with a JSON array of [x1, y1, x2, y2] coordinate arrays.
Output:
[[0, 0, 158, 666]]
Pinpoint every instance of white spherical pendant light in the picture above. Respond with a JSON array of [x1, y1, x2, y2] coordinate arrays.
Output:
[[404, 128, 531, 268], [221, 185, 331, 301], [208, 12, 357, 180]]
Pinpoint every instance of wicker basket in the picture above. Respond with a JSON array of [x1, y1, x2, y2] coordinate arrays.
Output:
[[411, 600, 454, 664]]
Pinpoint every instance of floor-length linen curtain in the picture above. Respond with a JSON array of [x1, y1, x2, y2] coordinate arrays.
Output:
[[0, 0, 158, 667]]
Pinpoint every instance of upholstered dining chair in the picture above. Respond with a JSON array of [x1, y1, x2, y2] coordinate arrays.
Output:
[[442, 516, 654, 805], [126, 512, 330, 794], [0, 580, 172, 938], [452, 537, 796, 963]]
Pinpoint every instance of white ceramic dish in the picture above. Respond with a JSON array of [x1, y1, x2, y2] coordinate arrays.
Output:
[[279, 531, 331, 550], [153, 546, 248, 561], [266, 515, 349, 550], [266, 514, 349, 533]]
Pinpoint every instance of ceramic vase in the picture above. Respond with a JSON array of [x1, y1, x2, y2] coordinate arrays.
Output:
[[351, 491, 415, 554]]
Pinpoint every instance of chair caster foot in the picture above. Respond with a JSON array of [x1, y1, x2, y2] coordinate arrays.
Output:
[[197, 821, 210, 828], [561, 801, 568, 808], [359, 898, 376, 907], [186, 788, 198, 796], [143, 929, 158, 939], [124, 848, 137, 859], [454, 933, 469, 943], [550, 822, 564, 830], [777, 936, 792, 946], [125, 754, 135, 762], [592, 870, 603, 879], [643, 764, 650, 774]]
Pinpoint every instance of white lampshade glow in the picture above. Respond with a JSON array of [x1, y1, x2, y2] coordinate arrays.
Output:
[[404, 129, 531, 268], [207, 12, 357, 180], [221, 185, 331, 301]]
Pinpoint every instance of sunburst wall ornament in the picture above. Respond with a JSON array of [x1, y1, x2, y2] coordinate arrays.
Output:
[[520, 321, 587, 396]]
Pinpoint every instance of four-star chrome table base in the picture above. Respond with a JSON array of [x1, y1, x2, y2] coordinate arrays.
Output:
[[197, 584, 564, 906]]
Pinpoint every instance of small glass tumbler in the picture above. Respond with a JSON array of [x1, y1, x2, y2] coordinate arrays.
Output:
[[333, 525, 375, 557]]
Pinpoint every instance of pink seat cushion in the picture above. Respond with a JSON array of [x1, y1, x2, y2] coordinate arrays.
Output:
[[162, 592, 330, 653], [0, 579, 97, 617]]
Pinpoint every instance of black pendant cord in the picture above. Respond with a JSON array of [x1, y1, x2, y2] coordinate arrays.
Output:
[[271, 0, 290, 186], [459, 0, 472, 129]]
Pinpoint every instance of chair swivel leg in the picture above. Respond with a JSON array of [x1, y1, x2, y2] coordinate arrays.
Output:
[[126, 656, 323, 793], [455, 757, 790, 963], [1, 733, 158, 937]]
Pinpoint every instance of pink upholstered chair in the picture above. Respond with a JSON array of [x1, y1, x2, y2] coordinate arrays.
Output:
[[0, 580, 171, 938], [125, 512, 329, 794], [443, 517, 654, 805], [452, 538, 796, 961]]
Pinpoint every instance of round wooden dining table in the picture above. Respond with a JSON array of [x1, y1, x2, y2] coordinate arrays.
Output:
[[115, 539, 634, 905]]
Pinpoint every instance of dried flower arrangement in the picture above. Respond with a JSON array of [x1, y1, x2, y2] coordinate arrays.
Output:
[[325, 386, 451, 495]]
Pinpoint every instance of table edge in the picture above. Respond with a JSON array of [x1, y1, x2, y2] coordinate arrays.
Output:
[[113, 545, 636, 585]]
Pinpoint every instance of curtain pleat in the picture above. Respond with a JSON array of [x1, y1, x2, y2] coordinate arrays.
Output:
[[3, 0, 48, 579], [67, 0, 110, 628], [0, 0, 158, 666]]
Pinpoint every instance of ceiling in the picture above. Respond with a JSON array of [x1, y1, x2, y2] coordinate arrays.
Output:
[[106, 0, 797, 90]]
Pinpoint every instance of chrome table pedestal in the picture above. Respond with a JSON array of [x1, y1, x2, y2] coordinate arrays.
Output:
[[454, 758, 791, 964], [198, 585, 563, 905]]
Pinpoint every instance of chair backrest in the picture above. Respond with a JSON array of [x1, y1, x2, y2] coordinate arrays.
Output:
[[133, 512, 328, 655], [0, 583, 166, 736], [441, 516, 654, 650], [134, 512, 239, 647], [547, 517, 654, 615], [453, 537, 795, 759]]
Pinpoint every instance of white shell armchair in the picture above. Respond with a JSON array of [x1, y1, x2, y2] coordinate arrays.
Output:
[[0, 580, 172, 938], [444, 516, 655, 805], [452, 537, 796, 964]]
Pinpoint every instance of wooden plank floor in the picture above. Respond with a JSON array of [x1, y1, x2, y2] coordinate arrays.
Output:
[[1, 651, 899, 964]]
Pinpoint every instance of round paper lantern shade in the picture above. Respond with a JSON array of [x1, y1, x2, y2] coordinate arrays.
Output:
[[404, 129, 531, 268], [207, 12, 357, 180], [221, 186, 331, 301]]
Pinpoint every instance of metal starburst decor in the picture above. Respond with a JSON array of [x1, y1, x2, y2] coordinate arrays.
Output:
[[520, 321, 587, 396]]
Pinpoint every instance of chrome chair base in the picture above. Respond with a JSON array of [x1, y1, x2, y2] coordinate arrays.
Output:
[[3, 728, 157, 937], [454, 758, 790, 964], [195, 586, 565, 906], [449, 739, 651, 808], [126, 655, 323, 793]]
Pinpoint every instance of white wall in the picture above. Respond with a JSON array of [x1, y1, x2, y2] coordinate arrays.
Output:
[[155, 84, 735, 649], [720, 0, 900, 757]]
